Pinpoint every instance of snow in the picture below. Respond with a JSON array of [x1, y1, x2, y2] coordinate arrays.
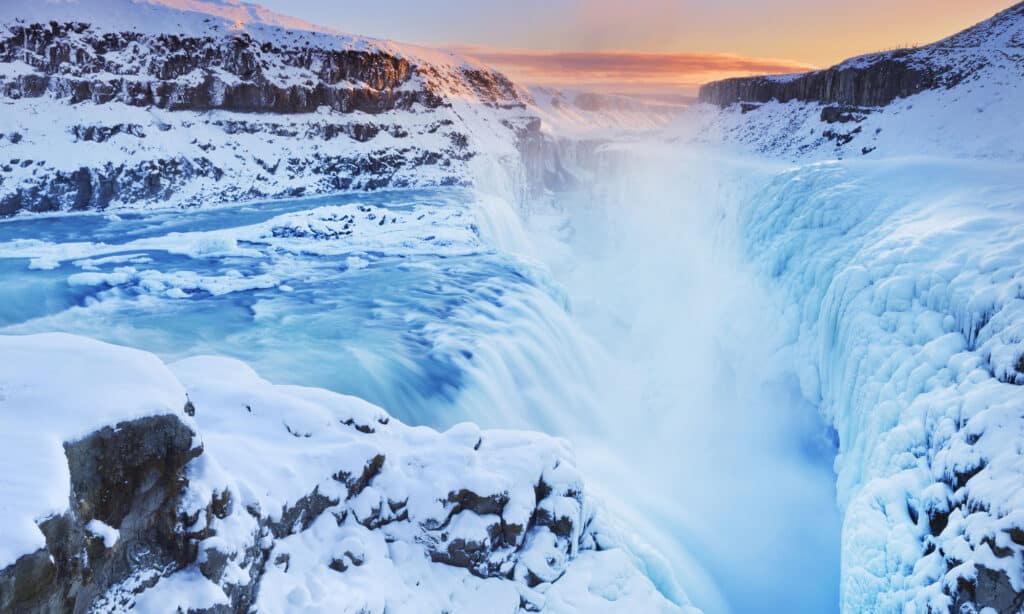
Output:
[[733, 157, 1024, 612], [86, 518, 120, 548], [0, 333, 191, 569], [0, 331, 684, 613], [131, 568, 229, 613]]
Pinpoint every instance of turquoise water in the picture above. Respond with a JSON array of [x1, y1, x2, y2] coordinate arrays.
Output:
[[0, 189, 596, 433], [0, 184, 840, 614]]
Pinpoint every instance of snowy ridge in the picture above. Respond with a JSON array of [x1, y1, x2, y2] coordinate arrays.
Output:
[[689, 2, 1024, 161], [699, 2, 1024, 108], [0, 0, 504, 77], [834, 1, 1024, 75], [0, 0, 527, 109], [0, 0, 542, 215], [0, 333, 687, 613]]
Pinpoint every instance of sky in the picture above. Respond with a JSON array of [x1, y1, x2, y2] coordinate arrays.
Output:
[[255, 0, 1015, 94]]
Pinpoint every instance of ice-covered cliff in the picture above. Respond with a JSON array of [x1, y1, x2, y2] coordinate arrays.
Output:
[[677, 4, 1024, 612]]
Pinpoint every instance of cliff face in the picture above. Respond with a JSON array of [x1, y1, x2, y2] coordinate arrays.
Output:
[[699, 2, 1024, 108], [698, 57, 935, 108], [0, 0, 540, 216], [0, 22, 431, 114], [0, 415, 200, 613]]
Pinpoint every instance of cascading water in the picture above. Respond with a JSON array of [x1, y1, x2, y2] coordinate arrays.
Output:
[[500, 141, 844, 614], [0, 133, 844, 614]]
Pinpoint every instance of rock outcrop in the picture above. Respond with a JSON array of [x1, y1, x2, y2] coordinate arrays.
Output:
[[686, 2, 1024, 162], [0, 334, 683, 613], [0, 22, 434, 115], [0, 414, 200, 613]]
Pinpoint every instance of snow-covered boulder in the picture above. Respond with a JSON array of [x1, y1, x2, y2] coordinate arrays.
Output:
[[0, 333, 684, 613]]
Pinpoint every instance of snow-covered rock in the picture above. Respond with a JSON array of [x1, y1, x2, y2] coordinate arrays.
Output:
[[0, 0, 544, 214], [0, 333, 685, 613], [689, 2, 1024, 162], [679, 4, 1024, 612], [739, 158, 1024, 614], [0, 0, 690, 217]]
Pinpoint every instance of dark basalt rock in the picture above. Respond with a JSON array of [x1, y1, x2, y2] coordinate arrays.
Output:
[[820, 105, 871, 124], [698, 57, 935, 108], [0, 145, 466, 215], [331, 453, 386, 500], [0, 21, 527, 116], [267, 486, 339, 539], [0, 413, 199, 613], [953, 566, 1024, 614], [0, 22, 427, 114], [698, 2, 1024, 109]]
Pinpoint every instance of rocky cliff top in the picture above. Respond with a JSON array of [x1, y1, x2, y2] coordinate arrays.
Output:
[[0, 0, 541, 215], [0, 333, 688, 612], [698, 1, 1024, 108], [682, 2, 1024, 162], [0, 0, 527, 113]]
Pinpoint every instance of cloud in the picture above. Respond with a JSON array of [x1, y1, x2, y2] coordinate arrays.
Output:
[[450, 46, 816, 94]]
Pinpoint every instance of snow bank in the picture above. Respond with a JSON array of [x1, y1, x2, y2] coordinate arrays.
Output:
[[0, 332, 689, 613]]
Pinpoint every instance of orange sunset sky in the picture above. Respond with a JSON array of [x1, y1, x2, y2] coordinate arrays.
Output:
[[259, 0, 1013, 94]]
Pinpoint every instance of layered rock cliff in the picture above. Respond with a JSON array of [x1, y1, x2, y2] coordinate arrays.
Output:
[[698, 2, 1024, 108], [686, 2, 1024, 162], [0, 0, 539, 215]]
